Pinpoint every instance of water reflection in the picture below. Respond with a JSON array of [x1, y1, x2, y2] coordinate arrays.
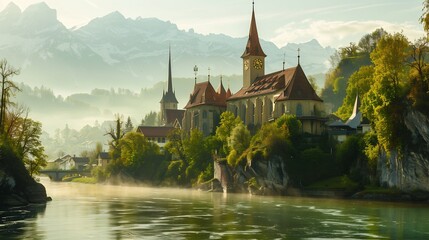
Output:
[[1, 178, 429, 239], [0, 204, 46, 240]]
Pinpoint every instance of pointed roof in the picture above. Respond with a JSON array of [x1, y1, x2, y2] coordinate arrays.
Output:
[[228, 64, 322, 102], [217, 78, 226, 96], [226, 88, 232, 99], [276, 64, 322, 102], [160, 47, 178, 104], [185, 81, 227, 109], [345, 94, 362, 129], [241, 4, 266, 58]]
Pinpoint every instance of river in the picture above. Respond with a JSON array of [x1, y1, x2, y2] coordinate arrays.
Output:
[[1, 177, 429, 239]]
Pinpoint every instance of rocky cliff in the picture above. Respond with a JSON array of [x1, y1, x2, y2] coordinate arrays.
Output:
[[378, 109, 429, 192], [214, 155, 290, 195], [0, 144, 49, 207]]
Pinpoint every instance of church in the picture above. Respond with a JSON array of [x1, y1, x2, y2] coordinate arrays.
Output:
[[182, 3, 326, 135]]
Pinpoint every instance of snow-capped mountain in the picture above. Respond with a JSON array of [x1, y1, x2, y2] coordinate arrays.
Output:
[[0, 2, 335, 93]]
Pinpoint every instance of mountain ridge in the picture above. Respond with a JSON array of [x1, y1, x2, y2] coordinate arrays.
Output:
[[0, 2, 334, 94]]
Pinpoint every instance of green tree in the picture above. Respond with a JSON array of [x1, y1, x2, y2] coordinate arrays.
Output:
[[119, 132, 160, 168], [215, 111, 242, 156], [421, 0, 429, 32], [363, 32, 410, 152], [409, 38, 429, 113], [124, 116, 133, 133], [141, 111, 158, 126], [165, 128, 212, 185], [275, 114, 302, 143], [183, 129, 211, 182], [336, 66, 375, 120], [4, 106, 47, 177], [227, 123, 251, 166], [105, 115, 125, 159]]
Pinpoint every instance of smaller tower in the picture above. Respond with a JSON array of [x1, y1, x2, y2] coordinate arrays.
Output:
[[160, 47, 179, 124]]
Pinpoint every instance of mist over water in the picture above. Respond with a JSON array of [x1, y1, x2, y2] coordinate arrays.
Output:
[[1, 177, 429, 239]]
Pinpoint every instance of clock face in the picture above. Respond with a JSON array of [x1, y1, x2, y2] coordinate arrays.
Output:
[[253, 58, 263, 70], [244, 60, 249, 70]]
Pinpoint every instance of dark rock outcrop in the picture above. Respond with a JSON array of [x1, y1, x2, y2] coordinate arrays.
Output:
[[378, 109, 429, 192], [215, 155, 289, 195]]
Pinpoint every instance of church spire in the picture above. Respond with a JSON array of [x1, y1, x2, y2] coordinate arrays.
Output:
[[160, 46, 178, 104], [167, 45, 173, 93], [241, 1, 266, 58]]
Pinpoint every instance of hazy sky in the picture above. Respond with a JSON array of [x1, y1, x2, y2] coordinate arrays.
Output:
[[0, 0, 425, 47]]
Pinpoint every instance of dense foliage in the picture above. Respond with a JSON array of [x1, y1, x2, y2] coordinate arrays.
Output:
[[0, 59, 47, 184]]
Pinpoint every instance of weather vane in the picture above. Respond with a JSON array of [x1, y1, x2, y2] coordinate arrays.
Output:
[[297, 48, 301, 65]]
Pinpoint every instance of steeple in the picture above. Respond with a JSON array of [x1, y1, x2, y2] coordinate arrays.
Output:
[[160, 47, 178, 104], [242, 1, 266, 58], [167, 45, 173, 93], [217, 75, 226, 96]]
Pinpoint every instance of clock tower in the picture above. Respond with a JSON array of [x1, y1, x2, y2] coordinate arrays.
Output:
[[242, 2, 266, 88]]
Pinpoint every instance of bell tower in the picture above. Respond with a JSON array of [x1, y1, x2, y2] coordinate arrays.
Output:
[[242, 1, 266, 88], [160, 46, 178, 124]]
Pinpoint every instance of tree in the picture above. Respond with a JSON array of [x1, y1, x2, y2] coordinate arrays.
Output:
[[165, 128, 186, 160], [4, 105, 47, 177], [370, 32, 410, 100], [336, 66, 375, 120], [165, 128, 212, 185], [409, 38, 429, 113], [363, 32, 410, 152], [215, 111, 242, 156], [125, 116, 133, 133], [0, 59, 20, 134], [119, 132, 160, 168], [105, 115, 125, 159], [183, 129, 211, 182], [227, 123, 251, 166], [421, 0, 429, 33], [357, 28, 387, 53], [141, 111, 158, 126]]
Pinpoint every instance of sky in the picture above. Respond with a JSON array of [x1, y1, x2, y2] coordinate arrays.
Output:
[[0, 0, 426, 48]]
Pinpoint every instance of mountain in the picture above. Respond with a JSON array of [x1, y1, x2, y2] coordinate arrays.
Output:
[[0, 3, 335, 94]]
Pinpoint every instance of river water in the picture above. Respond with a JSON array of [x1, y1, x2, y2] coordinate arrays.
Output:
[[1, 177, 429, 240]]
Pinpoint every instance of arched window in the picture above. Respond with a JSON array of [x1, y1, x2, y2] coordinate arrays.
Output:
[[296, 104, 303, 117], [202, 110, 208, 119]]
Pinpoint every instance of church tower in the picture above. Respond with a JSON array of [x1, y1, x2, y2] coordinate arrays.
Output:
[[160, 47, 178, 124], [242, 2, 266, 88]]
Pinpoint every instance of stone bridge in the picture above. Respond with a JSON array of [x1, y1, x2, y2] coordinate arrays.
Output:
[[39, 170, 91, 181]]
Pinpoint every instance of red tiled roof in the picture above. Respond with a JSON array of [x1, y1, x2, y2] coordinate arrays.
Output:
[[137, 126, 175, 138], [228, 65, 322, 102], [184, 81, 227, 109], [276, 65, 322, 102], [165, 109, 185, 125]]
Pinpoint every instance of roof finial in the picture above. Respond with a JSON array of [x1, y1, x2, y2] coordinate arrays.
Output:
[[297, 48, 301, 65], [283, 52, 286, 71], [252, 0, 255, 10], [193, 65, 198, 85], [208, 67, 211, 82]]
